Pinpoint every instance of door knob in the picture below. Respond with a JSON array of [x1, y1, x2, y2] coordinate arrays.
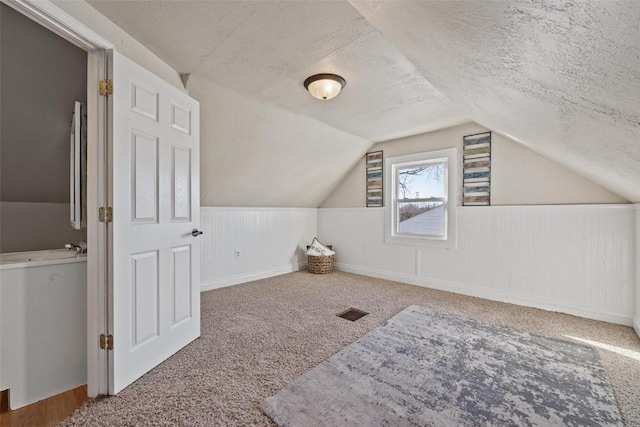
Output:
[[191, 229, 204, 237]]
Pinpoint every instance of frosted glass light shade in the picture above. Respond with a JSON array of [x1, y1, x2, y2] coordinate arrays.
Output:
[[304, 74, 346, 100]]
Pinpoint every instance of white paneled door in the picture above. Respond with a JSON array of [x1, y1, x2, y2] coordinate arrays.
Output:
[[109, 51, 200, 393]]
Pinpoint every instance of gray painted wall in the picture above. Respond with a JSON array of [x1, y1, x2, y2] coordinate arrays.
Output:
[[0, 4, 86, 252]]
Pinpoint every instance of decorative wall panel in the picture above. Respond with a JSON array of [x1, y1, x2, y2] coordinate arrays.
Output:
[[366, 151, 383, 207], [463, 132, 491, 206]]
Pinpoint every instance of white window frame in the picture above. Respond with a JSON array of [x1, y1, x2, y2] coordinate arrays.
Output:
[[384, 148, 457, 249]]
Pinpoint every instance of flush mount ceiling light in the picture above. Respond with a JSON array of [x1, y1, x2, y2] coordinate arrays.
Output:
[[304, 73, 346, 100]]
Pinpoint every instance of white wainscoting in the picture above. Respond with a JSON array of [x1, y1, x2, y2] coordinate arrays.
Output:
[[319, 205, 635, 326], [200, 207, 317, 291], [634, 204, 640, 335]]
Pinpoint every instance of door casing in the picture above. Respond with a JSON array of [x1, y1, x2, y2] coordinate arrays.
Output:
[[4, 0, 111, 398]]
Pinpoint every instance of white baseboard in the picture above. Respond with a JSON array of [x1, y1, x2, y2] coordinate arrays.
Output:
[[336, 263, 633, 326], [634, 316, 640, 337], [200, 262, 307, 292]]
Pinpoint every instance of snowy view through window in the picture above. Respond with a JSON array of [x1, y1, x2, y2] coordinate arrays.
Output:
[[396, 162, 446, 237]]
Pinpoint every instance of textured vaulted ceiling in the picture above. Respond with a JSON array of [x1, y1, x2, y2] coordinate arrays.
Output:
[[87, 0, 467, 142], [88, 0, 640, 202], [350, 0, 640, 202]]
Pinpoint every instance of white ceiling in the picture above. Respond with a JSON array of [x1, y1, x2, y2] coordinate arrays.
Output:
[[87, 0, 468, 143], [88, 0, 640, 201]]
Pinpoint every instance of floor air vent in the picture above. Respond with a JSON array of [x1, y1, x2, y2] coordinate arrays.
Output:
[[338, 308, 369, 322]]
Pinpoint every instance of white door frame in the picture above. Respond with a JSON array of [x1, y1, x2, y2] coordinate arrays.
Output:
[[2, 0, 114, 397]]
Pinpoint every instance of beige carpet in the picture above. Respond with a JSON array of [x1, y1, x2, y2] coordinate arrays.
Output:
[[62, 271, 640, 426]]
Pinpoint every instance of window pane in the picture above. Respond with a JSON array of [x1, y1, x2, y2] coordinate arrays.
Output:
[[398, 201, 445, 236], [397, 163, 445, 199]]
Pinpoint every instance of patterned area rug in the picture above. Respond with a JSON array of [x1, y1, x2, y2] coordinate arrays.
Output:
[[261, 305, 622, 426]]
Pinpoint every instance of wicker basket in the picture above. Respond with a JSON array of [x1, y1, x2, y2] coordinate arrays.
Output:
[[307, 254, 335, 274]]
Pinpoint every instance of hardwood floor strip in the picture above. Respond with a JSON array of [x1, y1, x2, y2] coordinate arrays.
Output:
[[0, 385, 90, 427], [0, 389, 9, 413]]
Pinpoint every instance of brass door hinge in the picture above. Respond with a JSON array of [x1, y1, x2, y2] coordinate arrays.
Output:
[[99, 333, 114, 350], [99, 79, 113, 96], [99, 207, 113, 223]]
